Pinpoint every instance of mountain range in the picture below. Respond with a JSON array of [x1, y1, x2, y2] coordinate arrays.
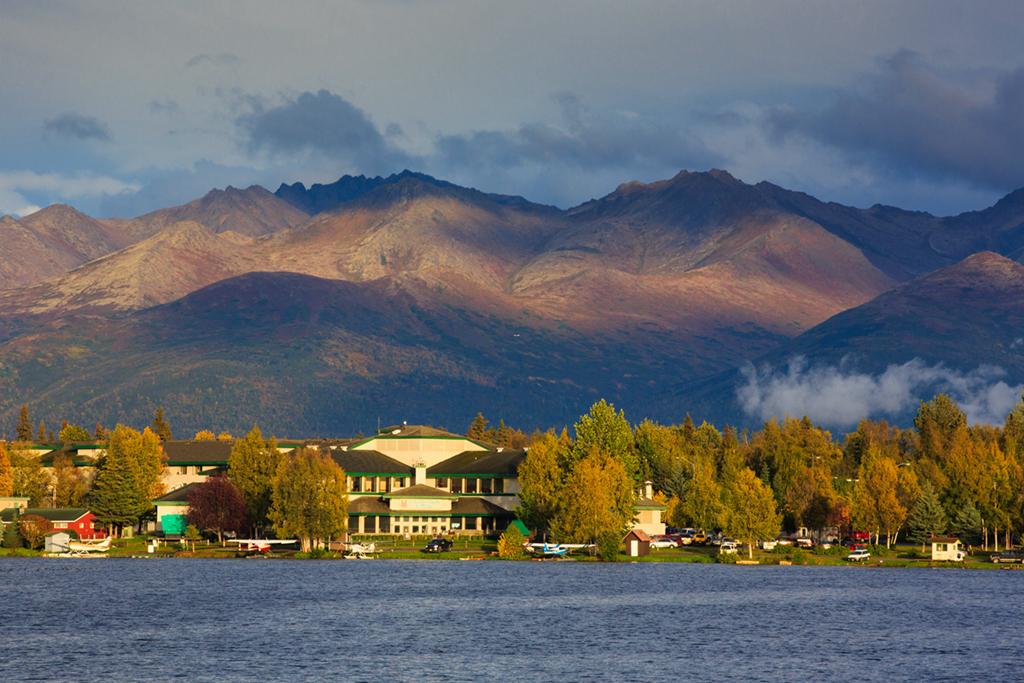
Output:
[[1, 168, 1021, 435]]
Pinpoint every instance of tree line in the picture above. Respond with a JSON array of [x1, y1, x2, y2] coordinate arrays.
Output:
[[510, 392, 1024, 558]]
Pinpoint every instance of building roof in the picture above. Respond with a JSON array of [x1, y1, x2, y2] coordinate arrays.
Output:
[[624, 529, 652, 542], [451, 497, 513, 516], [348, 496, 391, 514], [634, 497, 667, 510], [154, 483, 204, 503], [382, 484, 458, 500], [427, 449, 526, 477], [38, 443, 104, 466], [163, 440, 233, 465], [329, 449, 414, 475], [378, 425, 463, 438], [929, 534, 960, 544], [1, 507, 90, 523]]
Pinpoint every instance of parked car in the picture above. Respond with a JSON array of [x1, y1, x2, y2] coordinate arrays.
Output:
[[848, 530, 871, 545], [759, 539, 778, 551], [650, 536, 677, 550], [991, 549, 1024, 564], [692, 532, 709, 545], [794, 538, 815, 550], [708, 532, 724, 546], [775, 536, 794, 546], [846, 548, 871, 562], [719, 539, 738, 554], [676, 532, 695, 546], [422, 538, 453, 553]]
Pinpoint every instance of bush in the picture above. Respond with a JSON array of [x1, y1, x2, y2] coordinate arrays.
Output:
[[596, 533, 621, 562], [715, 551, 737, 564], [497, 526, 528, 560]]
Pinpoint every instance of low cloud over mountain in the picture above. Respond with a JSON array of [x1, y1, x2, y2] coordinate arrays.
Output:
[[737, 357, 1023, 427]]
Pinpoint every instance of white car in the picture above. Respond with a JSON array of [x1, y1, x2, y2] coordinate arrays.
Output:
[[846, 549, 871, 562], [649, 536, 677, 550], [759, 539, 778, 551], [719, 540, 738, 554]]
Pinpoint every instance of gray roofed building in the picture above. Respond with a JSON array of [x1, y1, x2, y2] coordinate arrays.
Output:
[[328, 448, 414, 476], [427, 449, 525, 477]]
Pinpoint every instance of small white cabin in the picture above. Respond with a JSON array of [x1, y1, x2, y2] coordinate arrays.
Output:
[[930, 535, 965, 562]]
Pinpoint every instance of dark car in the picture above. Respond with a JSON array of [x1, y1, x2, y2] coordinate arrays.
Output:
[[991, 549, 1024, 564], [422, 538, 454, 553]]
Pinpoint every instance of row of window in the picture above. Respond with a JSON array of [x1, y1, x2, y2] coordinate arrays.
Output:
[[346, 476, 507, 494], [348, 515, 502, 534], [434, 477, 504, 494]]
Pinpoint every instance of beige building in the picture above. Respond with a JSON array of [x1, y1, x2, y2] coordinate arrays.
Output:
[[632, 481, 667, 536], [329, 425, 523, 536], [930, 535, 965, 562]]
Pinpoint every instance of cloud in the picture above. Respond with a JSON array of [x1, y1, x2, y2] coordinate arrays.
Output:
[[435, 91, 720, 173], [768, 51, 1024, 192], [42, 112, 111, 141], [0, 170, 138, 217], [737, 356, 1023, 428], [236, 89, 415, 173], [185, 52, 240, 69], [149, 99, 180, 115]]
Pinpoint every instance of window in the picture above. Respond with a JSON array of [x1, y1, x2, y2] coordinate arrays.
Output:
[[366, 477, 377, 493], [178, 466, 188, 475], [364, 516, 377, 533], [379, 516, 390, 533], [412, 525, 420, 534], [350, 477, 362, 492], [465, 517, 477, 531], [466, 478, 478, 494], [348, 515, 359, 532], [436, 477, 448, 489], [493, 479, 504, 494], [481, 478, 493, 494], [396, 477, 407, 489], [451, 478, 463, 493], [938, 543, 947, 552]]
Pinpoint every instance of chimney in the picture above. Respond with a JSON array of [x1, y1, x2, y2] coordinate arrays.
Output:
[[644, 480, 653, 499]]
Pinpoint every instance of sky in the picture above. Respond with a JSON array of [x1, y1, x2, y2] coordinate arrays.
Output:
[[2, 0, 1023, 217]]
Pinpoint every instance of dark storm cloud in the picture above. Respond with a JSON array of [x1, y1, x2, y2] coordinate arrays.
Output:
[[435, 92, 721, 172], [769, 51, 1024, 191], [184, 52, 241, 68], [236, 89, 415, 172], [42, 112, 111, 141]]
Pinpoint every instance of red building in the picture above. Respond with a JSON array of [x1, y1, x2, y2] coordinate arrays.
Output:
[[0, 508, 107, 539]]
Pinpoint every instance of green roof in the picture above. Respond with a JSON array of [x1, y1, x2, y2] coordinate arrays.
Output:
[[2, 507, 90, 522]]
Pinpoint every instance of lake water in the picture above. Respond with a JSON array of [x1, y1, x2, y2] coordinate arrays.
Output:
[[0, 559, 1020, 682]]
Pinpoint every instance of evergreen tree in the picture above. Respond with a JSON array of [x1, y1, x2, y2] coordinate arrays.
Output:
[[16, 405, 32, 442], [228, 426, 282, 534], [269, 448, 348, 552], [90, 425, 166, 535], [37, 421, 46, 443], [151, 408, 173, 441], [94, 423, 106, 441], [466, 413, 489, 441], [2, 516, 23, 548], [907, 483, 948, 549], [724, 468, 781, 559], [950, 500, 983, 546], [0, 442, 13, 497], [494, 419, 511, 447]]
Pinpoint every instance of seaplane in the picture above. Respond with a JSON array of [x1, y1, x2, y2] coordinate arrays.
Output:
[[342, 542, 378, 559], [525, 542, 593, 557], [228, 539, 298, 554], [63, 536, 113, 557]]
